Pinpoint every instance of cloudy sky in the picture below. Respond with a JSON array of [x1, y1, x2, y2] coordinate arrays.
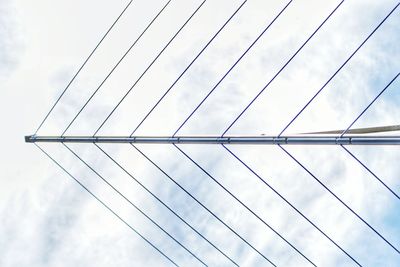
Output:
[[1, 0, 399, 266]]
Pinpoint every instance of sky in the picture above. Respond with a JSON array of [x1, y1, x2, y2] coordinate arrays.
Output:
[[0, 0, 400, 266]]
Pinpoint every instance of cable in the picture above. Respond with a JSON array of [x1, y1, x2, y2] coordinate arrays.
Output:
[[34, 143, 180, 267], [129, 0, 247, 136], [221, 0, 344, 137], [341, 145, 400, 201], [222, 144, 362, 267], [63, 143, 207, 267], [339, 73, 400, 200], [278, 145, 400, 254], [34, 0, 134, 135], [174, 144, 317, 267], [31, 1, 400, 265], [94, 143, 239, 266], [61, 0, 172, 136], [93, 0, 207, 136], [278, 2, 400, 137], [173, 0, 294, 137], [340, 72, 400, 137], [131, 144, 276, 267]]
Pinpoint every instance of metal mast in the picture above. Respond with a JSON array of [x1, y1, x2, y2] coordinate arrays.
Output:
[[24, 134, 400, 145]]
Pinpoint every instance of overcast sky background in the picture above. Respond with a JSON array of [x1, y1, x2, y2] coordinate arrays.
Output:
[[1, 0, 400, 266]]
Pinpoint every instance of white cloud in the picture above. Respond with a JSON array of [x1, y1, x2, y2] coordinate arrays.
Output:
[[1, 0, 400, 266]]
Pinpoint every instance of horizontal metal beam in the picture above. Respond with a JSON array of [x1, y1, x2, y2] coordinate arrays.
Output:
[[301, 124, 400, 134], [25, 135, 400, 145]]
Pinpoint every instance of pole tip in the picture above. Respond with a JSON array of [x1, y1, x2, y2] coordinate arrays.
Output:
[[25, 135, 34, 143]]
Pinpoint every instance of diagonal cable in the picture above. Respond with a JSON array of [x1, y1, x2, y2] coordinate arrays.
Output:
[[34, 0, 134, 135], [174, 144, 317, 267], [63, 143, 207, 267], [222, 144, 362, 267], [173, 0, 294, 137], [61, 0, 172, 136], [93, 0, 207, 136], [130, 0, 247, 136], [339, 73, 400, 201], [222, 0, 344, 137], [94, 143, 239, 266], [131, 144, 277, 266], [340, 72, 400, 137], [279, 145, 400, 254], [341, 145, 400, 201], [278, 2, 400, 137], [34, 143, 180, 267]]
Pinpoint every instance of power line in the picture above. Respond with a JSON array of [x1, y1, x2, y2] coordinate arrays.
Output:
[[174, 144, 317, 267], [93, 0, 207, 136], [129, 0, 247, 136], [278, 2, 400, 137], [221, 0, 344, 137], [61, 0, 172, 136], [131, 144, 277, 266], [63, 143, 208, 267], [173, 0, 294, 137], [34, 143, 180, 267], [34, 0, 134, 135], [222, 144, 362, 267], [94, 143, 240, 266]]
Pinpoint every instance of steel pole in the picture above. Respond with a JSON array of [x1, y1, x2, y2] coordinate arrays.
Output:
[[25, 135, 400, 145]]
